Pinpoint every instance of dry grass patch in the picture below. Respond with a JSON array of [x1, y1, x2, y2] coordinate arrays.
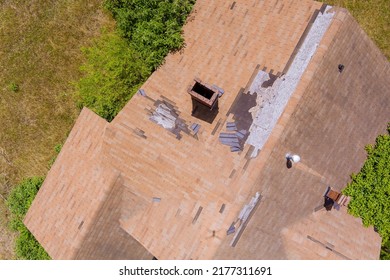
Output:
[[0, 0, 112, 259], [323, 0, 389, 60]]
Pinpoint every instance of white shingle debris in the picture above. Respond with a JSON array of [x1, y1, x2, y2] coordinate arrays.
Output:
[[150, 103, 176, 129], [246, 7, 335, 157]]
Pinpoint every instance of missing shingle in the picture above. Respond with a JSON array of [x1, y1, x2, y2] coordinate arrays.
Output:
[[219, 204, 226, 214], [325, 242, 335, 250], [307, 235, 351, 259], [313, 204, 324, 212], [211, 119, 222, 135], [245, 145, 256, 159], [229, 169, 236, 178], [230, 2, 236, 10], [243, 158, 251, 171], [278, 4, 284, 14], [78, 221, 84, 230], [134, 128, 147, 139], [160, 95, 177, 107], [192, 206, 203, 224]]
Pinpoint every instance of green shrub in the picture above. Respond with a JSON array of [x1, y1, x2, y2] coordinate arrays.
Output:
[[381, 240, 390, 260], [7, 177, 44, 226], [6, 177, 50, 260], [14, 224, 50, 260], [76, 1, 195, 121], [343, 124, 390, 259], [76, 32, 149, 121], [104, 0, 195, 70]]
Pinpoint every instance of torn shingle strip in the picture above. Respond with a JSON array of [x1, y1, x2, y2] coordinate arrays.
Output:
[[219, 132, 238, 138], [220, 140, 239, 146], [230, 146, 241, 152], [191, 123, 201, 134], [137, 89, 146, 96], [236, 130, 247, 139], [226, 122, 237, 131]]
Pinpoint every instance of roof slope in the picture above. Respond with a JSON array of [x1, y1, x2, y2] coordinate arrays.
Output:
[[213, 8, 387, 260], [103, 0, 325, 259], [281, 207, 380, 260], [25, 0, 389, 260], [24, 108, 151, 259], [25, 108, 109, 258]]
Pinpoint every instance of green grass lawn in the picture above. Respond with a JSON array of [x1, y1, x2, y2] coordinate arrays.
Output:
[[0, 0, 112, 259], [323, 0, 389, 60]]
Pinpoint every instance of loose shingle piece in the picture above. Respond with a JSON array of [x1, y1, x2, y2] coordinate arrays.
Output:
[[219, 133, 241, 153], [137, 89, 147, 96], [226, 122, 237, 131], [236, 130, 247, 139], [213, 84, 225, 97], [190, 123, 201, 135]]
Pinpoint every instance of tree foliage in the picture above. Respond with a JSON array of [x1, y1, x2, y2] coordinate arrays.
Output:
[[343, 124, 390, 259], [76, 0, 195, 121], [382, 240, 390, 260], [6, 177, 50, 260], [104, 0, 196, 70], [76, 32, 149, 121]]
